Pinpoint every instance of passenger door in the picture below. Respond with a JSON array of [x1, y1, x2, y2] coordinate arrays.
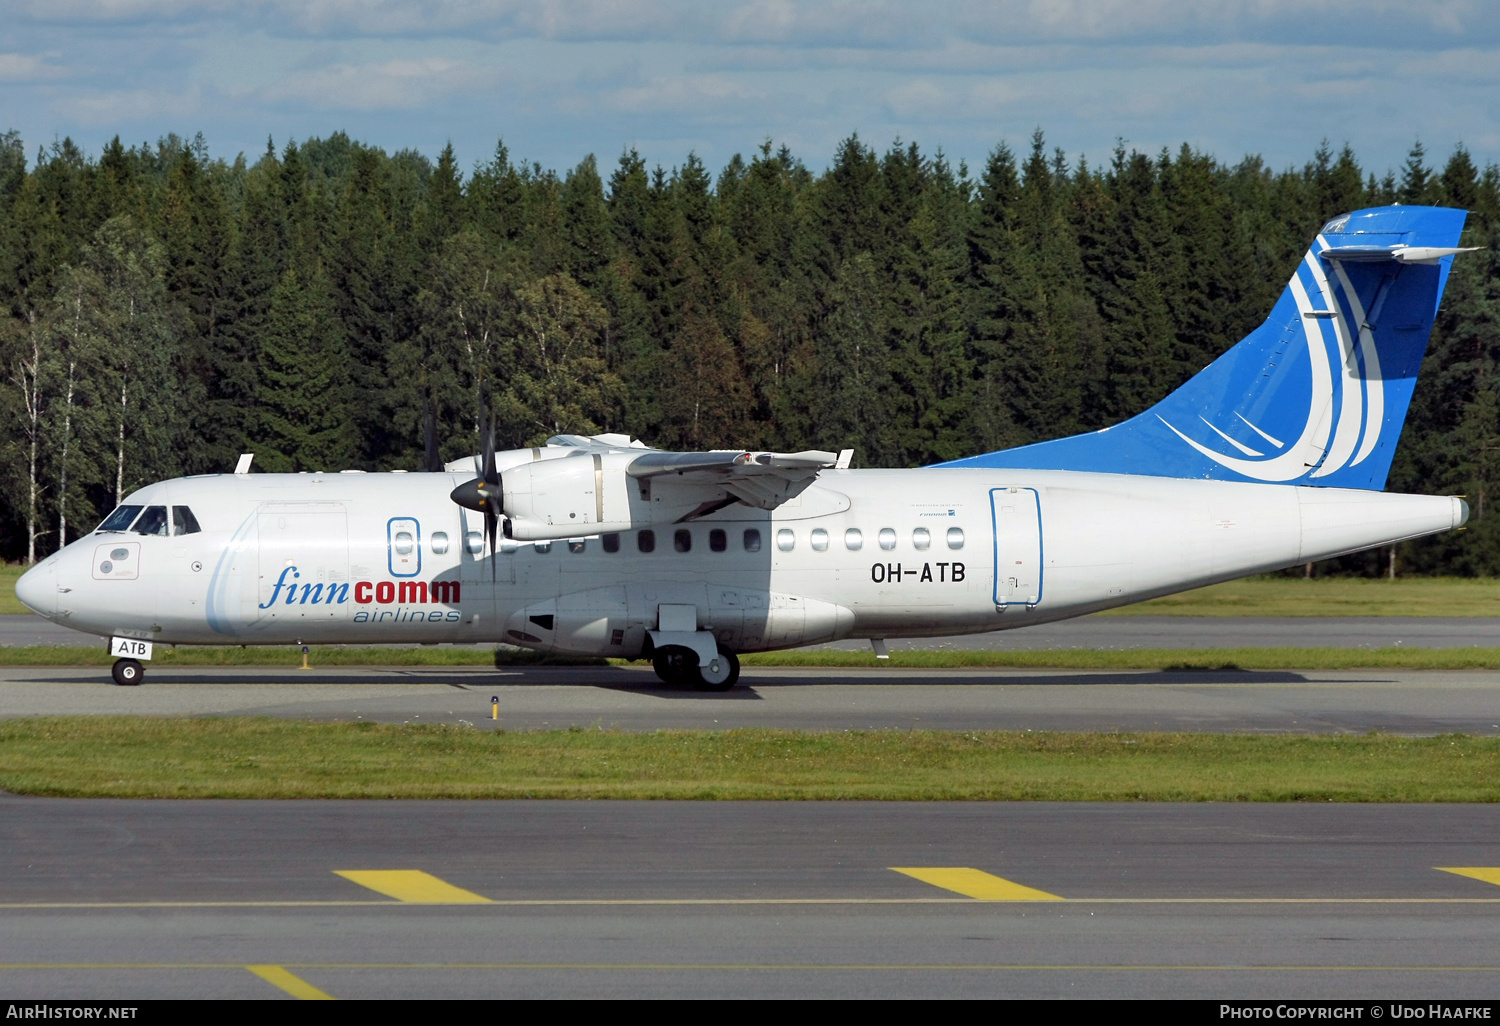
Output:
[[990, 487, 1043, 608]]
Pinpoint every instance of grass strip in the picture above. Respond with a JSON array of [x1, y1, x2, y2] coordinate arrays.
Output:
[[743, 647, 1500, 670], [0, 645, 590, 667], [1098, 576, 1500, 617], [0, 718, 1496, 801], [4, 645, 1500, 670]]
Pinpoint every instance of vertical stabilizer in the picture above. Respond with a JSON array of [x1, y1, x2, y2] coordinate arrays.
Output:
[[941, 206, 1471, 490]]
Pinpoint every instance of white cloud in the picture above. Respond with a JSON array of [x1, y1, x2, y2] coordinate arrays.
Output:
[[51, 84, 204, 126], [0, 52, 65, 82], [12, 0, 691, 41], [595, 73, 765, 118], [258, 56, 496, 110]]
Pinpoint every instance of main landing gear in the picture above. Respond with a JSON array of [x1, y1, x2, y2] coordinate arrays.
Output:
[[652, 646, 740, 692], [111, 658, 144, 686]]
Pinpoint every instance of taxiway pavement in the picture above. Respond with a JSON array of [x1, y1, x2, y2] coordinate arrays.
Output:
[[4, 663, 1500, 734], [2, 798, 1499, 999]]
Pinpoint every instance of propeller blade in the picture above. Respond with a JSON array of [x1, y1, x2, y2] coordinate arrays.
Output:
[[485, 509, 498, 581], [449, 404, 506, 582], [483, 410, 498, 486], [424, 404, 440, 473]]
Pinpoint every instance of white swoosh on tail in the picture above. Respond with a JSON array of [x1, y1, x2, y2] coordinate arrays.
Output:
[[1160, 266, 1335, 482]]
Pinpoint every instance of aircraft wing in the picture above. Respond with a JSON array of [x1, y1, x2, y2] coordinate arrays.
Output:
[[626, 449, 844, 510]]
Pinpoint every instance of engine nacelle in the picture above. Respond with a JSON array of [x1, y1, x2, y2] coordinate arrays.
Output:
[[502, 452, 725, 540]]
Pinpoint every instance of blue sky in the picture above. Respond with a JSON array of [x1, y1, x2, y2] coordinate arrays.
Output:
[[3, 0, 1499, 179]]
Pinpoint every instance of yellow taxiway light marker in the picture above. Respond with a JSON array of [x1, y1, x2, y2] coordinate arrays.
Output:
[[1437, 868, 1500, 887], [247, 964, 335, 1000], [334, 870, 492, 904], [890, 868, 1063, 901]]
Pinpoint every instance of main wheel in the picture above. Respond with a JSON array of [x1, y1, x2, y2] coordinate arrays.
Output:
[[692, 650, 740, 692], [111, 658, 144, 686], [652, 647, 696, 685]]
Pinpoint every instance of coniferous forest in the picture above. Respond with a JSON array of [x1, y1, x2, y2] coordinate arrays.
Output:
[[1, 129, 1498, 574]]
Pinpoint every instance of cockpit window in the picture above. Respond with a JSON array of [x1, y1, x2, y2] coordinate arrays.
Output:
[[97, 505, 143, 532], [131, 506, 169, 536], [172, 506, 201, 535]]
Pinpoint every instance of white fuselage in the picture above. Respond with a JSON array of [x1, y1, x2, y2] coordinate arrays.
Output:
[[17, 467, 1466, 656]]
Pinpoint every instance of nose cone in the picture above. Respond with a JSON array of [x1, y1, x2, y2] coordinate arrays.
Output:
[[15, 561, 56, 618]]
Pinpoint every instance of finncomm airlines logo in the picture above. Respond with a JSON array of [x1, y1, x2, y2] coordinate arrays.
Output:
[[259, 565, 463, 623]]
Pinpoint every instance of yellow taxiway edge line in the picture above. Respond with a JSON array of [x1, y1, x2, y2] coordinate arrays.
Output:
[[1437, 868, 1500, 887], [3, 962, 1499, 974], [333, 870, 492, 904], [891, 867, 1064, 901], [246, 965, 335, 1000]]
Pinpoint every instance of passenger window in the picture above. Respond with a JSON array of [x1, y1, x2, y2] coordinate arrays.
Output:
[[394, 531, 414, 554], [743, 529, 761, 552], [464, 531, 483, 554], [674, 529, 691, 553], [534, 541, 552, 553], [430, 531, 449, 554], [912, 527, 930, 550], [132, 506, 169, 536], [99, 505, 142, 532], [777, 529, 795, 552], [844, 528, 862, 551], [602, 533, 621, 553], [878, 528, 896, 551], [709, 529, 727, 552], [568, 540, 586, 554], [638, 530, 656, 553], [171, 506, 202, 536], [947, 527, 965, 549], [810, 528, 829, 551]]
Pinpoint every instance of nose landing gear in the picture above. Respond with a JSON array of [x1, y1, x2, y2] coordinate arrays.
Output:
[[111, 658, 144, 686]]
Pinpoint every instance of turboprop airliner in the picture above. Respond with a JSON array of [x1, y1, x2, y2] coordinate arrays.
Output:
[[14, 205, 1477, 688]]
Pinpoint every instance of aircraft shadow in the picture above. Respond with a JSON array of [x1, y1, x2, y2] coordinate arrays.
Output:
[[15, 668, 1392, 690]]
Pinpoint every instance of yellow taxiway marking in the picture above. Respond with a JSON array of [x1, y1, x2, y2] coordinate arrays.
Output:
[[4, 962, 1500, 974], [246, 964, 335, 1000], [334, 870, 491, 904], [890, 868, 1063, 901], [4, 897, 1500, 909], [1437, 868, 1500, 887]]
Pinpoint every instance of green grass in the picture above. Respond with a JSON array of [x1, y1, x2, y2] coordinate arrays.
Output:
[[740, 647, 1500, 670], [0, 718, 1494, 800], [1105, 576, 1500, 617], [0, 644, 594, 667], [0, 644, 1497, 670], [0, 565, 26, 615]]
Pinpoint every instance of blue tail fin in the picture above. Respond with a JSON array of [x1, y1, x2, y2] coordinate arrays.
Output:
[[941, 205, 1470, 490]]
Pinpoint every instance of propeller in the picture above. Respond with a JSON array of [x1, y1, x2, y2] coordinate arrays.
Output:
[[449, 409, 502, 576], [423, 401, 441, 473]]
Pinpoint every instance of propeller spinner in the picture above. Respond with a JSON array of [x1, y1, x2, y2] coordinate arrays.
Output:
[[449, 411, 502, 573]]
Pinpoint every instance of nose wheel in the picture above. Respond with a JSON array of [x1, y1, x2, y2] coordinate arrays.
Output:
[[111, 658, 144, 686]]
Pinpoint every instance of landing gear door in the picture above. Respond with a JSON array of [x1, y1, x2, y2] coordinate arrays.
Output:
[[256, 503, 350, 621], [990, 487, 1043, 608]]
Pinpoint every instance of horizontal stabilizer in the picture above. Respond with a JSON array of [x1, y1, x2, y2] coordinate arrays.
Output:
[[1321, 244, 1479, 265]]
